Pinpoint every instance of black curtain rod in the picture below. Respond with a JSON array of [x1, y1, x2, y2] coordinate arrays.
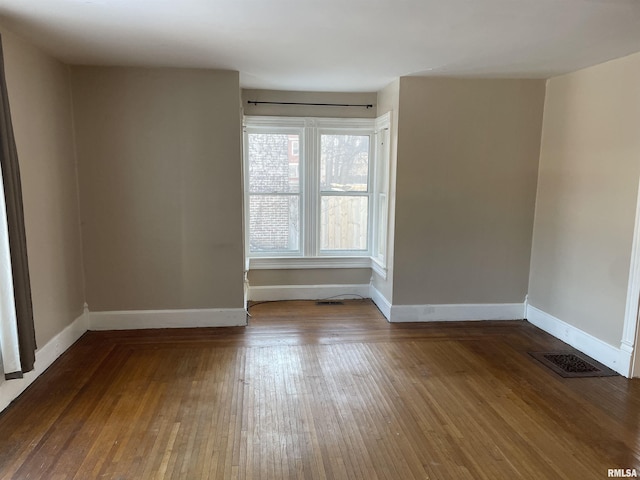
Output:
[[247, 100, 374, 109]]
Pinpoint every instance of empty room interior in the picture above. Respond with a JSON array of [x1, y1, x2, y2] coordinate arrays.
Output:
[[0, 0, 640, 478]]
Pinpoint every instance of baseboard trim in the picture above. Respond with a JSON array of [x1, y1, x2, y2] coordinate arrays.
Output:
[[390, 303, 525, 323], [526, 305, 628, 376], [0, 308, 89, 413], [369, 284, 391, 321], [89, 308, 248, 330], [618, 342, 634, 378], [247, 284, 371, 302]]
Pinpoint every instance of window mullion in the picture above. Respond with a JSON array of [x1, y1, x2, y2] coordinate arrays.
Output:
[[303, 120, 318, 256]]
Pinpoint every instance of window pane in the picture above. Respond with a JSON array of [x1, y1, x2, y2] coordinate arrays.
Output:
[[320, 196, 368, 251], [320, 135, 369, 192], [248, 133, 300, 193], [249, 195, 300, 252]]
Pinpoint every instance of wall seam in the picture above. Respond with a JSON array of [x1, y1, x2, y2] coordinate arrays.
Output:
[[66, 64, 88, 311]]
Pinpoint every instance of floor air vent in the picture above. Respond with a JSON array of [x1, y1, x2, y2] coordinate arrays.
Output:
[[316, 300, 345, 305], [529, 351, 617, 378]]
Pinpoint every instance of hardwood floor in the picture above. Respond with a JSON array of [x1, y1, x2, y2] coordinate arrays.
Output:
[[0, 299, 639, 479]]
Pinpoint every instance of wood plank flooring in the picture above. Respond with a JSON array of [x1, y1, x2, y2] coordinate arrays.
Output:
[[0, 299, 639, 479]]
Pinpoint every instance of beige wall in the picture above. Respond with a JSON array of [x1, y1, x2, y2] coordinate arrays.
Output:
[[392, 77, 545, 305], [529, 52, 640, 346], [371, 79, 400, 303], [2, 29, 85, 346], [71, 67, 244, 311], [247, 268, 371, 290], [248, 268, 371, 286], [242, 89, 377, 118]]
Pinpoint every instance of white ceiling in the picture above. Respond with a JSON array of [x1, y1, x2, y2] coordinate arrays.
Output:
[[1, 0, 640, 92]]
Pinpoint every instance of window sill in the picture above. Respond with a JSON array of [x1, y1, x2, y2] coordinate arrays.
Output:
[[370, 258, 387, 280], [247, 256, 386, 276]]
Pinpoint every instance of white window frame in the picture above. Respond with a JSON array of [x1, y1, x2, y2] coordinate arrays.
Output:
[[372, 112, 391, 275], [317, 124, 374, 257], [243, 114, 390, 274], [244, 121, 305, 257]]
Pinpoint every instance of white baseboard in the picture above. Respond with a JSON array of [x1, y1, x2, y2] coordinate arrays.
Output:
[[89, 308, 247, 330], [389, 303, 525, 323], [526, 305, 628, 376], [247, 284, 371, 302], [0, 308, 89, 413], [618, 343, 634, 378], [369, 284, 392, 321]]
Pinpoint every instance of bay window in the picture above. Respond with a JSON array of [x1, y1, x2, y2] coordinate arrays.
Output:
[[244, 115, 390, 272]]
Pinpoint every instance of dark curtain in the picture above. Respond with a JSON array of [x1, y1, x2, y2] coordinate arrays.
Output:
[[0, 35, 36, 376]]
